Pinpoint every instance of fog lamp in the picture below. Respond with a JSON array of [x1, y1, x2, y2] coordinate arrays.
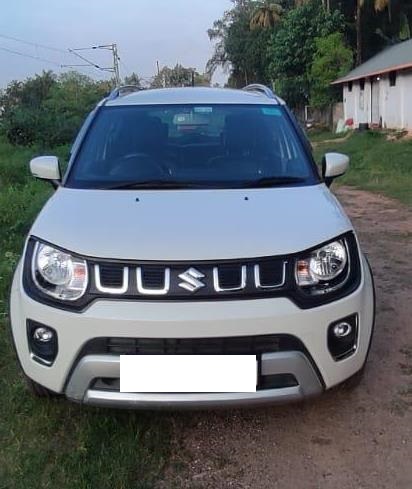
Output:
[[27, 320, 58, 365], [332, 322, 352, 338], [33, 327, 55, 343], [327, 314, 358, 361]]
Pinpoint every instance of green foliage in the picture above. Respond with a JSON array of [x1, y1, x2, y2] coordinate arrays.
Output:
[[312, 131, 412, 206], [151, 64, 210, 88], [0, 71, 112, 147], [207, 0, 275, 87], [267, 0, 345, 107], [123, 72, 142, 87], [310, 33, 353, 107], [208, 0, 412, 96], [250, 1, 284, 29]]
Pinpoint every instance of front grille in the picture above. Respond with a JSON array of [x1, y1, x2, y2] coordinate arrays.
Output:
[[140, 266, 166, 289], [259, 261, 285, 287], [99, 264, 124, 288], [80, 334, 305, 357], [90, 258, 286, 300], [218, 265, 243, 289]]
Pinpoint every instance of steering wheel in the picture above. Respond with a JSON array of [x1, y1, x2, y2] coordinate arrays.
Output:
[[109, 152, 172, 178]]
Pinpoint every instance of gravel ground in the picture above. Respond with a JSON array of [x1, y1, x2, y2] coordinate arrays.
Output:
[[157, 186, 412, 489]]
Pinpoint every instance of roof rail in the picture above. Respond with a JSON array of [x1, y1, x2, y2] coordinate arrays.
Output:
[[106, 85, 143, 101], [243, 84, 279, 102], [243, 84, 276, 99]]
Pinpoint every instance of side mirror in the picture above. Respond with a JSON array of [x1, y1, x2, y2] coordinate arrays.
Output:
[[30, 156, 61, 188], [322, 152, 349, 187]]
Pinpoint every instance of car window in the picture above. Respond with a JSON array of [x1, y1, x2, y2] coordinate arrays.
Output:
[[66, 104, 318, 189]]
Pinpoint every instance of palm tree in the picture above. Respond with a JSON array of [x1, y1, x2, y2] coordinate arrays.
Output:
[[356, 0, 365, 65], [374, 0, 391, 22], [250, 1, 283, 29], [356, 0, 393, 65]]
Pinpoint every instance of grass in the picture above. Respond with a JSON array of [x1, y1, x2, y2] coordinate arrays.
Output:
[[0, 137, 172, 489], [311, 130, 412, 206], [306, 128, 349, 143]]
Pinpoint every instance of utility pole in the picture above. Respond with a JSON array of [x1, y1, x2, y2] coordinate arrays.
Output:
[[93, 43, 121, 86], [111, 43, 121, 86], [67, 42, 122, 86]]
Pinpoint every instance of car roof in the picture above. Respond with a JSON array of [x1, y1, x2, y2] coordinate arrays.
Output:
[[105, 87, 282, 107]]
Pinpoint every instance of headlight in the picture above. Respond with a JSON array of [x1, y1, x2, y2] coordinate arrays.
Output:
[[295, 239, 349, 295], [32, 242, 88, 301]]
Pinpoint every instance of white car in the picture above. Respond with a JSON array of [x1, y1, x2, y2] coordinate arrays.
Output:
[[10, 85, 375, 409]]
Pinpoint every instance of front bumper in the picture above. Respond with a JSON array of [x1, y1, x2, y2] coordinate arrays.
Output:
[[66, 351, 323, 409], [10, 255, 375, 408]]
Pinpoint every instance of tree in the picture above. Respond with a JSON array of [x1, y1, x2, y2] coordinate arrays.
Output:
[[355, 0, 409, 65], [207, 0, 275, 87], [151, 64, 210, 88], [375, 0, 391, 21], [310, 33, 353, 107], [123, 72, 142, 87], [267, 0, 345, 107], [0, 71, 111, 147], [250, 2, 283, 29], [356, 0, 364, 65]]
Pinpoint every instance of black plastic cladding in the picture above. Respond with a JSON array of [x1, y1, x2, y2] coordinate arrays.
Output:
[[23, 232, 361, 313]]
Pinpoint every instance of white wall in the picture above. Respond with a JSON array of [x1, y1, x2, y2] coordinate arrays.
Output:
[[379, 74, 402, 128], [343, 79, 371, 126], [343, 69, 412, 129], [401, 69, 412, 129]]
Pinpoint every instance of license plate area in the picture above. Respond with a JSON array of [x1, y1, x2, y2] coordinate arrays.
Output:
[[120, 355, 257, 393]]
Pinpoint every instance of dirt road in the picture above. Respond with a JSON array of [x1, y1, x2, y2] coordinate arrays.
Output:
[[158, 187, 412, 489]]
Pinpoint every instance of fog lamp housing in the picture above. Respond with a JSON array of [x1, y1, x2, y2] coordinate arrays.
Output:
[[327, 314, 358, 361], [27, 320, 58, 365]]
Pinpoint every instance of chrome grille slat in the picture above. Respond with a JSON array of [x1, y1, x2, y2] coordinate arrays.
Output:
[[254, 261, 286, 289], [136, 267, 170, 295], [91, 259, 288, 298], [213, 265, 247, 292], [94, 264, 129, 294]]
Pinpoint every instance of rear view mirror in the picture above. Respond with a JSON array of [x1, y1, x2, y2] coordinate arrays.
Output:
[[322, 153, 349, 187], [30, 156, 61, 188]]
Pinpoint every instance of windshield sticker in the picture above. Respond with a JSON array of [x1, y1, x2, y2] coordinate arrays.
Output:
[[194, 107, 213, 113], [262, 107, 282, 116]]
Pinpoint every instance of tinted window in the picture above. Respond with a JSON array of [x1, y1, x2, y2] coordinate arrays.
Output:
[[66, 104, 317, 189]]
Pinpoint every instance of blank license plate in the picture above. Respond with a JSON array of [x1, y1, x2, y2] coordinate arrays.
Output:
[[120, 355, 257, 393]]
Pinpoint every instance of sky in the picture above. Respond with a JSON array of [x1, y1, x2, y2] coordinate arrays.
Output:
[[0, 0, 232, 88]]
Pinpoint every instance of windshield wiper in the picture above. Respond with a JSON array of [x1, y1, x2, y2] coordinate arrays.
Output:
[[104, 180, 203, 190], [102, 176, 306, 190], [239, 176, 306, 188]]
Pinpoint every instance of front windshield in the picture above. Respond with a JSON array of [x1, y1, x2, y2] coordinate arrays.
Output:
[[66, 104, 317, 189]]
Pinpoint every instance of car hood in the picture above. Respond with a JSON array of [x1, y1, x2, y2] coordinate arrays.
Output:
[[30, 184, 353, 261]]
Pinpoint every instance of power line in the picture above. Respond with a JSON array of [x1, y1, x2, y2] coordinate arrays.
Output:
[[0, 33, 115, 79], [68, 48, 103, 69], [0, 45, 62, 67], [0, 34, 127, 84], [0, 33, 67, 54], [119, 58, 131, 77], [0, 44, 109, 80]]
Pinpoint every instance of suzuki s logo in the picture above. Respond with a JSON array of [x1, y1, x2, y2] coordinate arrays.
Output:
[[178, 267, 206, 292]]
